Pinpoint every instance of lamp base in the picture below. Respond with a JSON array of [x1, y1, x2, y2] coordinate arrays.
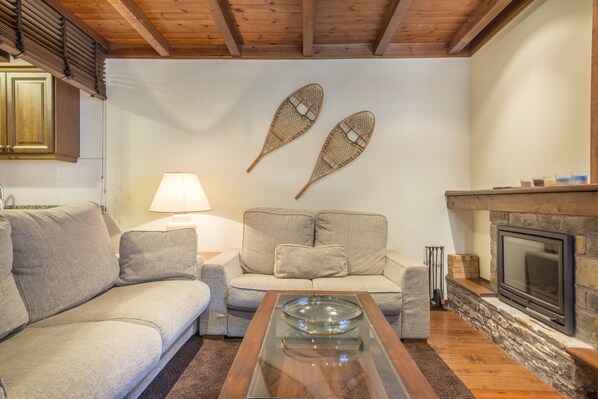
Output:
[[166, 213, 196, 231]]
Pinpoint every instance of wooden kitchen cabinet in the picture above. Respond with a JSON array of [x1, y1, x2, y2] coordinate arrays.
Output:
[[0, 69, 80, 162], [6, 72, 53, 154]]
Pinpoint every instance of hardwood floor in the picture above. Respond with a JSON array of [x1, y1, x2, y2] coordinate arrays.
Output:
[[428, 311, 565, 399]]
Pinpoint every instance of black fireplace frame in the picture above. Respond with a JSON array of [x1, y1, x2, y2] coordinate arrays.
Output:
[[497, 226, 574, 335]]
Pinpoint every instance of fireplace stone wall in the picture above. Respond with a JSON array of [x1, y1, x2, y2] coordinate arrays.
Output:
[[489, 211, 598, 345], [447, 211, 598, 398], [448, 280, 597, 398]]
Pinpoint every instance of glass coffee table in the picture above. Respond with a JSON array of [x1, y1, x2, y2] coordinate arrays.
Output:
[[219, 291, 437, 399]]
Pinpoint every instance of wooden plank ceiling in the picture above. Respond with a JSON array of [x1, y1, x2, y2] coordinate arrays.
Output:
[[54, 0, 536, 59]]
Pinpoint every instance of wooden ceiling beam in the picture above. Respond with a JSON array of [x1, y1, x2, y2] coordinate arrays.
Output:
[[106, 43, 465, 60], [42, 0, 111, 49], [469, 0, 537, 55], [108, 43, 233, 58], [303, 0, 315, 57], [374, 0, 414, 56], [448, 0, 514, 55], [204, 0, 241, 57], [106, 0, 171, 57], [319, 43, 458, 58]]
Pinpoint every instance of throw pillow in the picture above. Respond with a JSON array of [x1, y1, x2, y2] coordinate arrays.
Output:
[[0, 217, 29, 339], [5, 202, 119, 323], [117, 228, 197, 286], [241, 208, 315, 275], [274, 244, 348, 279], [315, 210, 387, 275]]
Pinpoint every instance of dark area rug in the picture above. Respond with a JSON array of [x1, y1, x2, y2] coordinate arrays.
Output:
[[140, 338, 242, 399], [402, 340, 474, 399], [140, 337, 474, 399]]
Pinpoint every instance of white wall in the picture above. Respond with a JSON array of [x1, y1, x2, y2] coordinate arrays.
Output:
[[105, 58, 471, 258], [0, 92, 105, 206], [470, 0, 592, 279]]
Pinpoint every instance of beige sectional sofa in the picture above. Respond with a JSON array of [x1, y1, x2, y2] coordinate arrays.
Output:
[[0, 203, 211, 399], [200, 208, 430, 339]]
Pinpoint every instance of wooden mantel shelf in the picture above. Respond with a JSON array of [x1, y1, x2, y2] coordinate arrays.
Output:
[[445, 184, 598, 217]]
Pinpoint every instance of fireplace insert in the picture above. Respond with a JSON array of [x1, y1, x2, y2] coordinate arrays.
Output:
[[497, 226, 574, 335]]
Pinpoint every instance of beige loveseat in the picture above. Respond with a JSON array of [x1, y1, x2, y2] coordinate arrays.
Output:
[[200, 208, 430, 339], [0, 203, 211, 399]]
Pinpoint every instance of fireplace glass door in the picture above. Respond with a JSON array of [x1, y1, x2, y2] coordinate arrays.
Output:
[[502, 236, 561, 308], [497, 226, 574, 335]]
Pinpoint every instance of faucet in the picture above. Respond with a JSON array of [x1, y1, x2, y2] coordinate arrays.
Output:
[[0, 183, 4, 210]]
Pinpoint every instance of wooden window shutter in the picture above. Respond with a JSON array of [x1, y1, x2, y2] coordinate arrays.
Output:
[[0, 0, 107, 100], [0, 1, 18, 49]]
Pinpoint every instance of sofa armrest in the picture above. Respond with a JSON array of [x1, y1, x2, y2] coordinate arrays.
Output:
[[199, 250, 243, 335], [195, 254, 204, 278], [383, 250, 430, 339]]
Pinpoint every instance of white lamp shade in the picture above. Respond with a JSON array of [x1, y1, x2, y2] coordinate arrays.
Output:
[[149, 173, 212, 213]]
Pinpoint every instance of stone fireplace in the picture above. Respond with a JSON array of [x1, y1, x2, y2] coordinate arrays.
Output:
[[448, 211, 598, 398], [490, 211, 597, 344]]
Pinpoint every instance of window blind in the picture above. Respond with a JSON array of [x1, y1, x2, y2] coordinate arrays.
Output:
[[0, 0, 107, 100]]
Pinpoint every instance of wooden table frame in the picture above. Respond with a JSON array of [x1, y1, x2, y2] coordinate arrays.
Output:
[[219, 290, 438, 399]]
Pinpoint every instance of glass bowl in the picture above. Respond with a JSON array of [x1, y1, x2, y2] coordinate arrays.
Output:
[[282, 296, 364, 335]]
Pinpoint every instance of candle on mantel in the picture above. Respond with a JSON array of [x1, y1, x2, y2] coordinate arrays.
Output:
[[544, 177, 557, 187], [532, 177, 545, 187], [571, 172, 589, 185], [556, 173, 572, 185], [520, 178, 533, 188]]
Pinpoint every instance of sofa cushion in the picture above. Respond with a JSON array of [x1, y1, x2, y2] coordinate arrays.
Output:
[[117, 228, 198, 286], [0, 321, 161, 399], [4, 203, 119, 323], [241, 208, 315, 275], [315, 210, 387, 275], [274, 244, 347, 279], [229, 274, 312, 311], [0, 217, 28, 339], [312, 275, 402, 314], [31, 280, 210, 352]]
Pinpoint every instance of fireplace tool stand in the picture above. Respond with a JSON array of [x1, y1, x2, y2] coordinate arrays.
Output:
[[426, 246, 445, 310]]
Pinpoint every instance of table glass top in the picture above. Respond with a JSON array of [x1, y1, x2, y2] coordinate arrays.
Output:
[[246, 293, 410, 399]]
